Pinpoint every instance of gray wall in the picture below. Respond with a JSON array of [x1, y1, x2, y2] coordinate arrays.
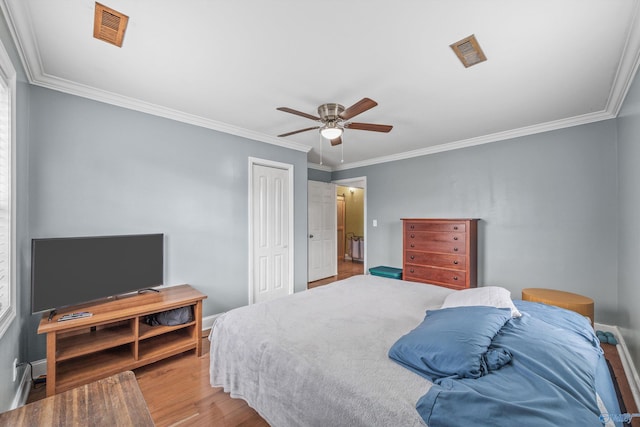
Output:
[[616, 74, 640, 370], [26, 86, 308, 361], [307, 167, 332, 182], [334, 121, 620, 324]]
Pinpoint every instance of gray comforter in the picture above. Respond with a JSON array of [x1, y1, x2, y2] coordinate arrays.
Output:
[[209, 274, 453, 427]]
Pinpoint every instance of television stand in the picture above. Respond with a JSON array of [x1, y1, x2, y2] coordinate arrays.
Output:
[[37, 284, 207, 396]]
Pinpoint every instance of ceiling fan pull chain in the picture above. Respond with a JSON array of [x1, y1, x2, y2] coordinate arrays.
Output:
[[341, 137, 344, 163], [319, 133, 323, 165]]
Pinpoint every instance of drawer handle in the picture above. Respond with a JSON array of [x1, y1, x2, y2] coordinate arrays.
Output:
[[410, 244, 415, 248], [453, 247, 459, 252], [453, 276, 459, 281], [453, 236, 458, 241], [410, 225, 415, 230], [410, 255, 415, 260], [410, 268, 415, 273], [453, 260, 459, 265], [453, 226, 458, 230], [410, 233, 415, 238]]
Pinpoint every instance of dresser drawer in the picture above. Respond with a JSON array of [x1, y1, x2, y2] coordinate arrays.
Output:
[[405, 231, 466, 244], [404, 265, 467, 288], [405, 237, 467, 254], [405, 251, 466, 270], [404, 222, 466, 233]]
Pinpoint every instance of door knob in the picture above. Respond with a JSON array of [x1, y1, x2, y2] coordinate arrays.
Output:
[[309, 234, 314, 238]]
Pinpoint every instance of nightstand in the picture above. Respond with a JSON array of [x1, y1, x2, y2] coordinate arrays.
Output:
[[522, 288, 594, 327]]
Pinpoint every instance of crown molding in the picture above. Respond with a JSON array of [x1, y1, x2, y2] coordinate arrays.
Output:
[[330, 110, 615, 172], [607, 0, 640, 116], [0, 0, 311, 154], [3, 0, 638, 170], [307, 162, 332, 172], [31, 72, 311, 153]]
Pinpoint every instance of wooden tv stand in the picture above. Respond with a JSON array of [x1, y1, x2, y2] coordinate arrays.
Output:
[[37, 284, 207, 396]]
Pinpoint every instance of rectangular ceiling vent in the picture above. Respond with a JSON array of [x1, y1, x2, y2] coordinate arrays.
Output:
[[93, 2, 129, 47], [450, 34, 487, 68]]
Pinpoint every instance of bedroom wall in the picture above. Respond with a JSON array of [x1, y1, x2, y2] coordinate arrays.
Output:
[[307, 167, 331, 182], [25, 86, 309, 361], [333, 121, 620, 325], [0, 8, 31, 412], [616, 72, 640, 370]]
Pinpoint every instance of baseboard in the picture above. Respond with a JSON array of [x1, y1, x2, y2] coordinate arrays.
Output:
[[10, 364, 33, 410], [595, 322, 640, 410], [202, 313, 223, 334]]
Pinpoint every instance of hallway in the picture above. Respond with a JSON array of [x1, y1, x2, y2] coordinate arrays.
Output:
[[308, 259, 364, 289]]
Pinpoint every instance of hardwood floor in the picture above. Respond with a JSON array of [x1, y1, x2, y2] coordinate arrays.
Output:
[[601, 343, 640, 427], [308, 258, 364, 288], [28, 335, 268, 427]]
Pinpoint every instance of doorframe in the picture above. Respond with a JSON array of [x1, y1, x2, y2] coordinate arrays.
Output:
[[332, 176, 367, 273], [248, 157, 295, 304]]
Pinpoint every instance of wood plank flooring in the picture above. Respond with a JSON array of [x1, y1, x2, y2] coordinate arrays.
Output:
[[601, 343, 640, 427], [308, 258, 364, 289], [28, 335, 268, 427]]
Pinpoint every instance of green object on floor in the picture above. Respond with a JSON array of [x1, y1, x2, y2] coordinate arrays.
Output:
[[596, 330, 618, 345], [369, 266, 403, 279]]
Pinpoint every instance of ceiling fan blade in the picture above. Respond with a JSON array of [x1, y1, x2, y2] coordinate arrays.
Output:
[[330, 136, 342, 146], [276, 107, 320, 121], [346, 122, 393, 133], [277, 126, 320, 137], [339, 98, 378, 120]]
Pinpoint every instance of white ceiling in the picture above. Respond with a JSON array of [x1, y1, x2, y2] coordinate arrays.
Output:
[[2, 0, 640, 170]]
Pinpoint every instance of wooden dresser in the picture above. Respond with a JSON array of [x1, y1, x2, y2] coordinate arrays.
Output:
[[402, 218, 478, 290]]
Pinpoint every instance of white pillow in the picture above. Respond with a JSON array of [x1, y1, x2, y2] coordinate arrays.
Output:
[[440, 286, 522, 318]]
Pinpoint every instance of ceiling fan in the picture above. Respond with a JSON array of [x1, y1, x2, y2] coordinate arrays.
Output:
[[276, 97, 393, 146]]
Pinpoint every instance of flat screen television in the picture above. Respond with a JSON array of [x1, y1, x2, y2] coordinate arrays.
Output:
[[31, 233, 164, 314]]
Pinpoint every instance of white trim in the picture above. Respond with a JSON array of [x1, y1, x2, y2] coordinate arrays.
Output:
[[307, 162, 332, 172], [331, 111, 613, 171], [595, 323, 640, 411], [10, 363, 32, 410], [247, 157, 295, 304], [4, 0, 640, 173], [202, 312, 223, 332], [0, 24, 16, 339], [0, 1, 311, 155], [607, 0, 640, 116], [332, 177, 367, 273]]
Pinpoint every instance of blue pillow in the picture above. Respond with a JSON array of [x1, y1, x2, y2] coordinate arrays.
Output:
[[388, 306, 512, 380]]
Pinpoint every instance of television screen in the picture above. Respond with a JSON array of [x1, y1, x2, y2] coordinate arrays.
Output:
[[31, 233, 164, 313]]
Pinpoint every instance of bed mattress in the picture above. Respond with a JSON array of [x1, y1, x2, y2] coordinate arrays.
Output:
[[209, 275, 622, 426]]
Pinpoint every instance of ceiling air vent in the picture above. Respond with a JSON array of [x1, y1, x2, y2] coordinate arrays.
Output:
[[450, 34, 486, 68], [93, 2, 129, 47]]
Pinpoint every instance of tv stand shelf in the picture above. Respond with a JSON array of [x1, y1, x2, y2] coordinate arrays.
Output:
[[37, 284, 207, 396]]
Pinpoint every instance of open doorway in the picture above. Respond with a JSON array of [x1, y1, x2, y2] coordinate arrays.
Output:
[[309, 177, 366, 288]]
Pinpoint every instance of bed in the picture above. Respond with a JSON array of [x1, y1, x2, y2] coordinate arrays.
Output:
[[209, 275, 622, 426]]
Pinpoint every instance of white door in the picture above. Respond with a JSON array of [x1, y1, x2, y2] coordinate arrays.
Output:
[[308, 181, 337, 282], [251, 162, 292, 303]]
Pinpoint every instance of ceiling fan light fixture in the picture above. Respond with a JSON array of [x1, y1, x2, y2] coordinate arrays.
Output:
[[320, 123, 343, 140]]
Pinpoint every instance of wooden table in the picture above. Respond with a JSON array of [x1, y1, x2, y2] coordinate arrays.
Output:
[[0, 371, 154, 426], [522, 288, 594, 326]]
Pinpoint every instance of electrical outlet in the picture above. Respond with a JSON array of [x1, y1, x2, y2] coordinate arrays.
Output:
[[12, 358, 17, 382]]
